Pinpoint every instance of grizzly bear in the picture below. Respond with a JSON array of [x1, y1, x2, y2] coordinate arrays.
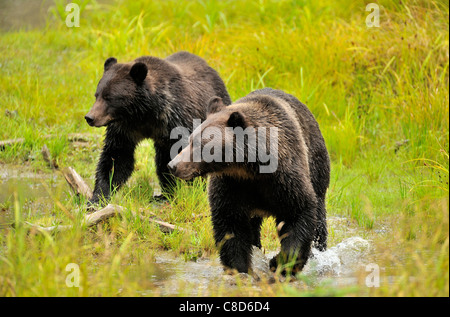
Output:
[[85, 51, 231, 205], [168, 88, 330, 274]]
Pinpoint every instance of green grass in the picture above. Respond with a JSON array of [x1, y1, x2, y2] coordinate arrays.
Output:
[[0, 0, 448, 296]]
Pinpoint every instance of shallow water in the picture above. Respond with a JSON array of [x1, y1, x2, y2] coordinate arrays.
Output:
[[141, 236, 372, 296], [146, 253, 226, 296], [307, 237, 372, 276], [0, 165, 67, 226], [0, 164, 374, 295], [0, 0, 52, 30], [0, 168, 54, 201]]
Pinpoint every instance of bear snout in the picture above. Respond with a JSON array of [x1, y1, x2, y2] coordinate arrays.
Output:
[[85, 100, 113, 127], [167, 157, 198, 181], [85, 115, 95, 126], [167, 161, 177, 174]]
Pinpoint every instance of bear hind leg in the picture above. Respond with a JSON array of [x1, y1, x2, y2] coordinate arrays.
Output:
[[313, 198, 328, 251]]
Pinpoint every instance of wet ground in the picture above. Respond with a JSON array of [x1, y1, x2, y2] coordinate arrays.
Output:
[[0, 0, 52, 30], [0, 164, 67, 227], [0, 163, 375, 296], [143, 236, 373, 296]]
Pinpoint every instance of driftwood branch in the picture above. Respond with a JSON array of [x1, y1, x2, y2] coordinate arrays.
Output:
[[23, 204, 183, 234], [0, 138, 25, 150], [62, 167, 93, 199], [24, 204, 122, 233], [85, 204, 123, 225], [41, 145, 59, 169], [22, 167, 183, 234], [150, 219, 178, 233], [66, 133, 96, 143], [61, 167, 182, 233], [23, 222, 73, 233], [0, 133, 96, 151]]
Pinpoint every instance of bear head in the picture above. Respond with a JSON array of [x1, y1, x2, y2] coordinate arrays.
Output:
[[85, 57, 149, 127], [167, 96, 276, 180]]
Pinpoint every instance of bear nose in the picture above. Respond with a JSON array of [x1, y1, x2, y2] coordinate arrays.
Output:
[[167, 161, 177, 174], [85, 115, 95, 126]]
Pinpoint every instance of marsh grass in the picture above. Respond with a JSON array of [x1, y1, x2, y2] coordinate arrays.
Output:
[[0, 0, 448, 296]]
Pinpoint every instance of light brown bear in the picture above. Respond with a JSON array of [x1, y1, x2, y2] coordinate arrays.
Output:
[[168, 88, 330, 274]]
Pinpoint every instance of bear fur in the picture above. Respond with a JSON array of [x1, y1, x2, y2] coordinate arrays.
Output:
[[85, 51, 231, 204], [168, 88, 330, 274]]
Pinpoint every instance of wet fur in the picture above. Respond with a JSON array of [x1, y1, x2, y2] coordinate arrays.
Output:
[[90, 51, 231, 204], [206, 88, 330, 274]]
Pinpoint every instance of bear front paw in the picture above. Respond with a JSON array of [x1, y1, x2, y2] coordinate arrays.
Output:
[[152, 194, 169, 203], [269, 254, 305, 276]]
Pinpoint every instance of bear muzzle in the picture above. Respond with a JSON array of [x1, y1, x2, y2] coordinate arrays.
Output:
[[167, 160, 177, 174], [167, 153, 199, 181], [84, 113, 112, 127], [85, 100, 113, 127], [84, 114, 95, 126]]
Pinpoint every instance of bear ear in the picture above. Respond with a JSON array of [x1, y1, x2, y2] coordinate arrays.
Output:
[[130, 62, 148, 84], [207, 97, 226, 115], [104, 57, 117, 72], [227, 111, 246, 129]]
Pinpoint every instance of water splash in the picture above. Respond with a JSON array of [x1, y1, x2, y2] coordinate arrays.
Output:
[[251, 236, 371, 278], [138, 237, 372, 295], [305, 237, 371, 276]]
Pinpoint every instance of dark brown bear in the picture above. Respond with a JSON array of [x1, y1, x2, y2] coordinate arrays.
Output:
[[85, 51, 231, 204], [168, 88, 330, 275]]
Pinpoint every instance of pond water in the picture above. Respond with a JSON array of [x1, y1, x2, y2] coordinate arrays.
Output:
[[0, 165, 67, 226]]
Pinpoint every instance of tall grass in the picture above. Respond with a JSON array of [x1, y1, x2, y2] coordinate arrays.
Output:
[[0, 0, 448, 296]]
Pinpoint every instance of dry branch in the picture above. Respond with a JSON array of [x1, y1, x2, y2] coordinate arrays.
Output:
[[20, 167, 183, 234], [42, 145, 59, 169], [22, 203, 182, 234], [150, 219, 178, 233], [0, 133, 96, 151], [0, 138, 25, 150], [23, 204, 122, 233], [85, 204, 123, 225], [67, 133, 96, 143], [23, 222, 73, 233], [62, 167, 93, 199]]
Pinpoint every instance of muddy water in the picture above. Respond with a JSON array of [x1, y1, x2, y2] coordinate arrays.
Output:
[[0, 0, 109, 30], [0, 165, 67, 226], [145, 253, 226, 296], [0, 0, 52, 30], [0, 165, 374, 295], [145, 236, 372, 296]]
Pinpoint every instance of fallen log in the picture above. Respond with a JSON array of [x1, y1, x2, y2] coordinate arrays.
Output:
[[62, 167, 93, 199], [23, 222, 73, 233], [67, 133, 96, 143], [41, 145, 59, 169], [23, 204, 182, 234], [23, 204, 122, 233], [0, 138, 25, 150], [85, 204, 123, 225], [20, 166, 183, 234], [0, 133, 97, 151]]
